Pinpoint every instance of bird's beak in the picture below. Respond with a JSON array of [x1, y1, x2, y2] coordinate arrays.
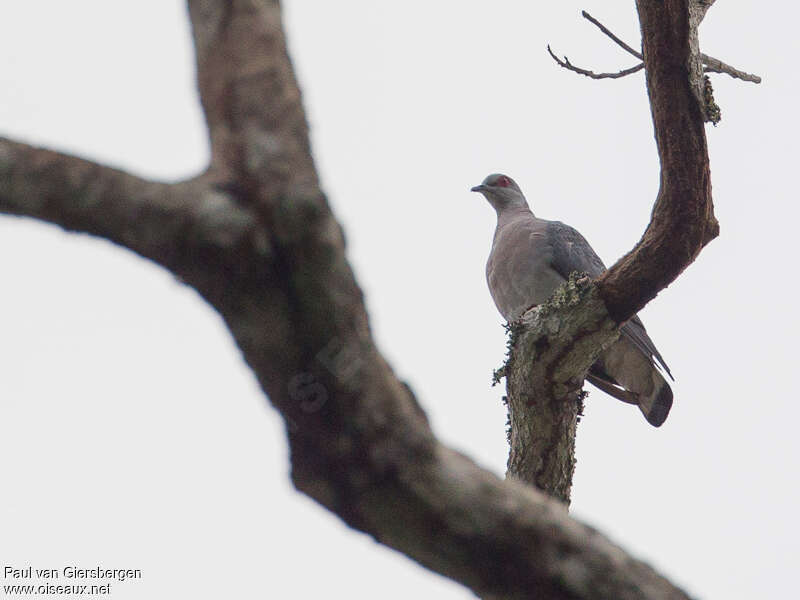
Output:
[[470, 184, 486, 193]]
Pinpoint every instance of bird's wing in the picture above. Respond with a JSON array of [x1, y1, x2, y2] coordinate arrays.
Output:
[[545, 220, 607, 279], [545, 220, 672, 378], [621, 316, 673, 379], [487, 214, 565, 320]]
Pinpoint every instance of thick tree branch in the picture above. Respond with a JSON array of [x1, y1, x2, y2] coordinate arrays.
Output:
[[597, 0, 718, 323], [0, 138, 266, 294], [188, 0, 319, 200], [504, 276, 621, 504], [0, 138, 172, 239]]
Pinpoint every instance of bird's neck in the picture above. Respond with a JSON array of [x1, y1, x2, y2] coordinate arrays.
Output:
[[495, 203, 534, 227]]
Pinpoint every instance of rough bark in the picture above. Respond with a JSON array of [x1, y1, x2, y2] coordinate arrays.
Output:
[[504, 275, 620, 504], [598, 0, 719, 323], [0, 0, 720, 598]]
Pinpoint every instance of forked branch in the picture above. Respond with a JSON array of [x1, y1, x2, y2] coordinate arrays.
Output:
[[548, 10, 761, 85]]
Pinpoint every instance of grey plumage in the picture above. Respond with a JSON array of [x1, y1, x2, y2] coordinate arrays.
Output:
[[472, 173, 673, 427]]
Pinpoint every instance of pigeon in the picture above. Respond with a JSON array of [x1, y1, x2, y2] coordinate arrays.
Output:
[[471, 173, 673, 427]]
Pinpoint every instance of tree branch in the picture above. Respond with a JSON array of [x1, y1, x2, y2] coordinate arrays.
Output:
[[0, 138, 261, 279], [702, 53, 762, 83], [504, 276, 621, 504], [597, 0, 718, 323], [187, 0, 320, 200], [550, 10, 762, 86], [581, 10, 643, 59], [547, 45, 644, 80]]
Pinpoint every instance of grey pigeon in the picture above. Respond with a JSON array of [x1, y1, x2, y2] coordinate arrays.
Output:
[[471, 173, 673, 427]]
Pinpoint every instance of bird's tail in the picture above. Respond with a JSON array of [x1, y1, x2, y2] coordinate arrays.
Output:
[[588, 337, 673, 427], [635, 372, 673, 427]]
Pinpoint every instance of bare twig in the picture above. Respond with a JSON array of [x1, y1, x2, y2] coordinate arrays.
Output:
[[581, 10, 642, 59], [702, 53, 762, 83], [547, 45, 644, 80], [577, 10, 762, 85]]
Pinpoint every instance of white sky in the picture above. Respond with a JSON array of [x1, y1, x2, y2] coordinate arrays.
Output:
[[0, 2, 795, 598]]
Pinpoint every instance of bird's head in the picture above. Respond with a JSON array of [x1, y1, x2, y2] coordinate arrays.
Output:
[[470, 173, 528, 211]]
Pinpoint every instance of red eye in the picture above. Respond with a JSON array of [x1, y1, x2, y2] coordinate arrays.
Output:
[[496, 176, 510, 188]]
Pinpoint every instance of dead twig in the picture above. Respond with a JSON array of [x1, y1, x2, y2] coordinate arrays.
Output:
[[568, 10, 762, 85], [581, 10, 642, 60], [546, 45, 644, 80], [702, 53, 761, 83]]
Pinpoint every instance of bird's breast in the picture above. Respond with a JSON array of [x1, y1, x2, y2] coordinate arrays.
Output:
[[486, 226, 564, 321]]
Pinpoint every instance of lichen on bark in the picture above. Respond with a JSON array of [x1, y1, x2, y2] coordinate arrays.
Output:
[[503, 273, 620, 504]]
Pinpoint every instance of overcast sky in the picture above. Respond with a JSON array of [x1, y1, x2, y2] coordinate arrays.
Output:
[[0, 2, 795, 598]]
